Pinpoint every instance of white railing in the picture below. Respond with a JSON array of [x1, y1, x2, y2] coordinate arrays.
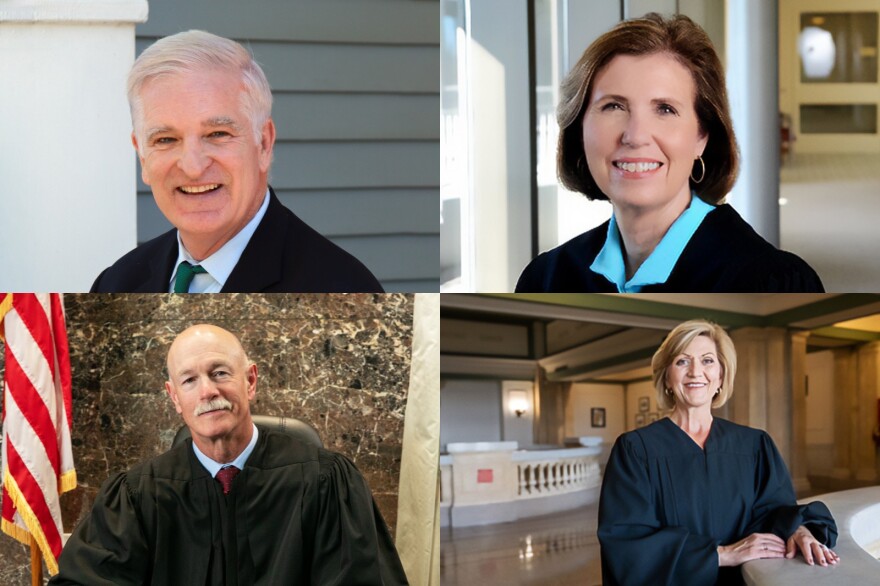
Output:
[[440, 454, 452, 507], [440, 443, 603, 527], [513, 448, 601, 499]]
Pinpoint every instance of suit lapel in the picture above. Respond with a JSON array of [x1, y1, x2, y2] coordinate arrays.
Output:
[[221, 189, 285, 292], [134, 230, 178, 292]]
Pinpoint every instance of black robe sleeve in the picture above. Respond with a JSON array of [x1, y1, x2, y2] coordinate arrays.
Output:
[[310, 451, 409, 586], [598, 434, 719, 586], [48, 473, 150, 586], [744, 432, 838, 546]]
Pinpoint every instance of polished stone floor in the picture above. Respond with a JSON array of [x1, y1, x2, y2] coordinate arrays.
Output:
[[440, 502, 602, 586], [779, 152, 880, 291]]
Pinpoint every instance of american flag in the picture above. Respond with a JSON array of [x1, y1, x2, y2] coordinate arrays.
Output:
[[0, 293, 76, 575]]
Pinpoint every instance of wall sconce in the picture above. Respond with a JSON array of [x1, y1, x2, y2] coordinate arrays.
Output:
[[509, 390, 528, 418]]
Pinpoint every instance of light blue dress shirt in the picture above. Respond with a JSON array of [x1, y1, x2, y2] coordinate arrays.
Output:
[[590, 194, 716, 292], [168, 189, 271, 293], [191, 423, 259, 478]]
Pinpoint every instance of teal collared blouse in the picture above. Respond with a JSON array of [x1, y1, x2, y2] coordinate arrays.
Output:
[[590, 195, 716, 292]]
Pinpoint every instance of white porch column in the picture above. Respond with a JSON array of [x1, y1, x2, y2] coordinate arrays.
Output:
[[726, 0, 780, 245], [0, 1, 148, 291]]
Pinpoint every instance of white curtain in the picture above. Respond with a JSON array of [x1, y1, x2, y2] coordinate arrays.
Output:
[[395, 293, 440, 585]]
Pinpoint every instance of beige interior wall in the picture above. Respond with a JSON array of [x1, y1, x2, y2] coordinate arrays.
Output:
[[566, 382, 626, 443], [625, 380, 662, 430]]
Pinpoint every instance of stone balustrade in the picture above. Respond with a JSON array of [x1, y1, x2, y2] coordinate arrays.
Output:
[[440, 441, 602, 528], [513, 448, 601, 499]]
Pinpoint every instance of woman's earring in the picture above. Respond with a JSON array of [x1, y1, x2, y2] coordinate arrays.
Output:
[[691, 156, 706, 183]]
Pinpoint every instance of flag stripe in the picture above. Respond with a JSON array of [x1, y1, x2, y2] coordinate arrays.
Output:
[[12, 295, 55, 376], [4, 379, 62, 510], [1, 485, 14, 521], [50, 296, 73, 429], [1, 293, 75, 576], [5, 441, 63, 556], [4, 350, 61, 477]]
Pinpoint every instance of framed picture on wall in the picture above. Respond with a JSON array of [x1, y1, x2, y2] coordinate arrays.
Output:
[[639, 397, 650, 412], [591, 407, 606, 428], [635, 413, 645, 428], [648, 412, 659, 423]]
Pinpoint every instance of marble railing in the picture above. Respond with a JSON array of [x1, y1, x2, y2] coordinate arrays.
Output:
[[512, 448, 601, 499], [440, 442, 602, 528], [743, 486, 880, 585], [440, 454, 452, 507]]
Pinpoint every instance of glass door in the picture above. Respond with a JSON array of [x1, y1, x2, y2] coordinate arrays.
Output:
[[780, 0, 880, 153]]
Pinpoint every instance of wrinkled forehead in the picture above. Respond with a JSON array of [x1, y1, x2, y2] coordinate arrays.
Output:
[[166, 327, 247, 375]]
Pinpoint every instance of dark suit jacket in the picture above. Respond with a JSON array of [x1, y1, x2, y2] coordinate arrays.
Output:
[[515, 204, 824, 293], [91, 189, 383, 292]]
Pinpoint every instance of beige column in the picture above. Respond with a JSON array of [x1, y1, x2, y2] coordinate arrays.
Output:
[[728, 327, 798, 481], [729, 327, 769, 429], [765, 328, 791, 470], [832, 348, 857, 479], [533, 368, 569, 446], [856, 343, 880, 482]]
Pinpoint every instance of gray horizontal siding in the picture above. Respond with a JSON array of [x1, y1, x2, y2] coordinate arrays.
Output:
[[135, 0, 440, 291], [333, 235, 438, 280], [274, 189, 438, 236], [271, 94, 440, 141], [134, 41, 439, 94], [138, 0, 440, 45], [269, 142, 439, 188]]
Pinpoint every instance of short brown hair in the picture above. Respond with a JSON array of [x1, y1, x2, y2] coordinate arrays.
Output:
[[651, 319, 736, 410], [557, 13, 738, 203]]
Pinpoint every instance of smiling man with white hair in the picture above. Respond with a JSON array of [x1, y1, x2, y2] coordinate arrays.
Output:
[[91, 31, 383, 293], [50, 324, 408, 585]]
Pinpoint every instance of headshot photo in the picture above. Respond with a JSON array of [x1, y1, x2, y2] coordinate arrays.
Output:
[[0, 293, 439, 585], [439, 292, 880, 585], [1, 0, 439, 293], [441, 0, 880, 292]]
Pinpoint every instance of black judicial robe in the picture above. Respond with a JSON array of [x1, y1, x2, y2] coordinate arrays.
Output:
[[50, 428, 409, 586], [515, 204, 825, 292], [598, 418, 837, 586]]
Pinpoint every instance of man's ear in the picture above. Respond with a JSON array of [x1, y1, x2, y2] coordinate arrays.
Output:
[[132, 132, 150, 185], [165, 381, 183, 414], [246, 363, 257, 401], [258, 118, 276, 173]]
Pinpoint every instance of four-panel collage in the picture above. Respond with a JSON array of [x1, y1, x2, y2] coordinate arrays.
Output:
[[2, 1, 880, 585]]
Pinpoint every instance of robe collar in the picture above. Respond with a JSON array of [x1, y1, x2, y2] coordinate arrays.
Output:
[[191, 423, 259, 478], [590, 194, 715, 292]]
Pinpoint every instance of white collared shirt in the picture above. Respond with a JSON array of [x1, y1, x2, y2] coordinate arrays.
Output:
[[168, 189, 271, 293], [191, 423, 259, 478]]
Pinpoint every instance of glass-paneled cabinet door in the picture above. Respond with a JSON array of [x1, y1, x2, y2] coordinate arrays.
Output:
[[781, 0, 880, 152]]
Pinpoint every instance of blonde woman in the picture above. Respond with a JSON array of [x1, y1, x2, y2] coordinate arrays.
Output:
[[598, 320, 838, 585]]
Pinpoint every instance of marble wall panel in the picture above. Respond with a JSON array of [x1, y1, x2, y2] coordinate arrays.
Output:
[[0, 293, 413, 583]]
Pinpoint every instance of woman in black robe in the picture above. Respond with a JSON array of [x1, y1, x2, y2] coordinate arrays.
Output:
[[598, 320, 838, 585], [515, 14, 823, 293]]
